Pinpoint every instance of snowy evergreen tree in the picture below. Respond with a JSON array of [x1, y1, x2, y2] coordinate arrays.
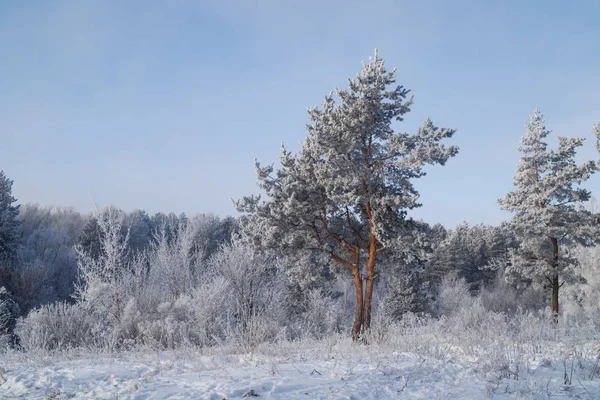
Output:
[[429, 223, 517, 290], [0, 171, 20, 260], [78, 217, 102, 260], [0, 286, 19, 340], [237, 51, 458, 341], [378, 223, 437, 319], [124, 210, 152, 257], [498, 110, 599, 317]]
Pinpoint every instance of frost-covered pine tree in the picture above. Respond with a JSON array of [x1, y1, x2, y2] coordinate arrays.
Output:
[[237, 51, 458, 341], [498, 110, 599, 317], [0, 171, 20, 260]]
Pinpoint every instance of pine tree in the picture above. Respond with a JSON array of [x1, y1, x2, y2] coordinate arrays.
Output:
[[498, 110, 599, 318], [237, 51, 458, 341], [78, 217, 102, 260], [0, 171, 20, 260]]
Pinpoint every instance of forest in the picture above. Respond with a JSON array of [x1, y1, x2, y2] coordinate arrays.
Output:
[[2, 52, 600, 398]]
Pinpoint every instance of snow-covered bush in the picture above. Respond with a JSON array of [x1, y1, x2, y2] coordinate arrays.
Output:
[[209, 237, 287, 349], [292, 288, 341, 340], [73, 206, 130, 324], [137, 277, 229, 349], [137, 298, 199, 349], [479, 266, 545, 313], [435, 274, 474, 317], [16, 219, 292, 351], [147, 219, 202, 300], [15, 302, 99, 352], [137, 237, 287, 350]]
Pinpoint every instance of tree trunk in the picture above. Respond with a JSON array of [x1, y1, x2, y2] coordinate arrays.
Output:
[[550, 237, 559, 322], [363, 232, 377, 335], [551, 273, 559, 319], [115, 292, 121, 322], [351, 270, 364, 342]]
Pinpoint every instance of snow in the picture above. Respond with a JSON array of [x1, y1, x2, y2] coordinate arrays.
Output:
[[2, 341, 599, 399]]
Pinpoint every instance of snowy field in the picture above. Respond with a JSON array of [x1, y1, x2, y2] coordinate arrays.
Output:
[[2, 338, 600, 400]]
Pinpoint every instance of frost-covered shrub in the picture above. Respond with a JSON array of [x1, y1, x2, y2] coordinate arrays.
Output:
[[209, 237, 287, 343], [138, 277, 229, 349], [147, 219, 202, 300], [294, 289, 341, 340], [369, 301, 398, 344], [15, 206, 139, 352], [138, 303, 197, 350], [444, 298, 506, 343], [186, 277, 229, 345], [225, 313, 282, 352], [73, 206, 130, 324], [116, 297, 143, 347], [480, 271, 544, 314], [435, 274, 473, 317], [15, 302, 97, 351]]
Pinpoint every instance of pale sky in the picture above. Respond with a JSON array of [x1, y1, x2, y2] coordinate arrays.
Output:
[[1, 0, 599, 227]]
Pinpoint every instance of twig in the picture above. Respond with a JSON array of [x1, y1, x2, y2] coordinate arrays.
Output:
[[398, 358, 426, 392], [589, 353, 600, 380], [577, 379, 593, 399]]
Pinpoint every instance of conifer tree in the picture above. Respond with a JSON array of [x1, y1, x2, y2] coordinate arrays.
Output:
[[498, 110, 599, 317], [237, 51, 457, 340], [0, 171, 20, 260]]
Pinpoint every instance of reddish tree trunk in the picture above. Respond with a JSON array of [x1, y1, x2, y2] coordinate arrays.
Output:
[[351, 270, 364, 341], [363, 232, 377, 334], [551, 274, 559, 316]]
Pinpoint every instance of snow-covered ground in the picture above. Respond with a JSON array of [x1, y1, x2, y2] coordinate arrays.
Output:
[[2, 340, 600, 399]]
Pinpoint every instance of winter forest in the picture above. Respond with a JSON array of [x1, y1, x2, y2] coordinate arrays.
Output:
[[2, 52, 600, 399]]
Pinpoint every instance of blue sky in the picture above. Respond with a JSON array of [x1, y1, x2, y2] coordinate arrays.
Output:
[[1, 0, 599, 227]]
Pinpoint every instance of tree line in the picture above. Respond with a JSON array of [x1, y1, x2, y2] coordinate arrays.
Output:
[[1, 51, 599, 346]]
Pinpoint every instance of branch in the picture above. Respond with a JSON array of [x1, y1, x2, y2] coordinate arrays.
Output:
[[345, 206, 364, 245], [321, 207, 356, 256], [357, 204, 368, 218], [309, 222, 323, 245], [308, 246, 357, 273], [331, 252, 357, 272], [559, 232, 569, 240]]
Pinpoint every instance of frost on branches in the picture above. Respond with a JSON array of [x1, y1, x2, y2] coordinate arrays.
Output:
[[498, 110, 600, 318], [236, 50, 458, 341], [74, 206, 131, 323]]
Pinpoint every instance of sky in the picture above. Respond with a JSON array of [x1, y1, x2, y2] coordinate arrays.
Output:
[[1, 0, 599, 228]]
